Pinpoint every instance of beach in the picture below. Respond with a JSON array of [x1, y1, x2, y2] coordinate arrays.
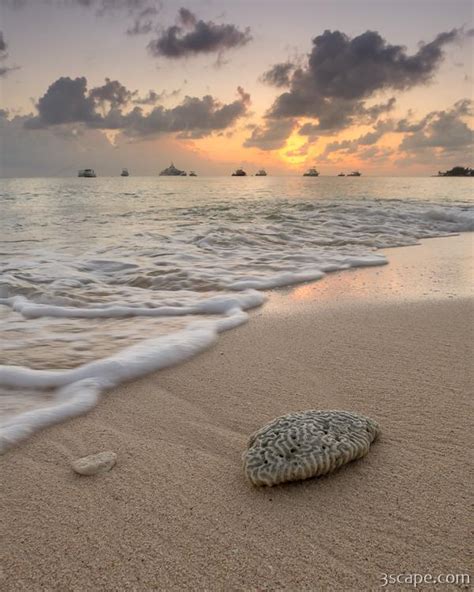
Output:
[[1, 233, 472, 591]]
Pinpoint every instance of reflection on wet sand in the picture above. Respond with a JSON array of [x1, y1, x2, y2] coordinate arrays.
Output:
[[269, 234, 473, 310]]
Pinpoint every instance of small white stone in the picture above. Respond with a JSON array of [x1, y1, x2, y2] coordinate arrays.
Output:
[[72, 451, 117, 476]]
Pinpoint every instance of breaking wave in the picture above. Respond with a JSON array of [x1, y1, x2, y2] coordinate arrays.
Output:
[[1, 176, 473, 452]]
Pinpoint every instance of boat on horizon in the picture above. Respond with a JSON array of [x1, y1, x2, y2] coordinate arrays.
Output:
[[159, 163, 187, 176], [78, 169, 96, 178], [303, 167, 319, 177], [337, 172, 345, 177], [121, 168, 129, 177], [189, 171, 197, 177], [232, 168, 247, 176], [255, 169, 267, 176], [348, 171, 361, 176]]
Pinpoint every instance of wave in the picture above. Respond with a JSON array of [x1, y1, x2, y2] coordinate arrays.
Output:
[[1, 195, 473, 452]]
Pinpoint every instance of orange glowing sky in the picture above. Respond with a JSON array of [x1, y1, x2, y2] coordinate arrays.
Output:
[[0, 0, 472, 176]]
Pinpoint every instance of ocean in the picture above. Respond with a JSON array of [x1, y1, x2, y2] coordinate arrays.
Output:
[[1, 176, 473, 451]]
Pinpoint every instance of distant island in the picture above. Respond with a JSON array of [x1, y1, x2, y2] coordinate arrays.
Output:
[[437, 166, 474, 177]]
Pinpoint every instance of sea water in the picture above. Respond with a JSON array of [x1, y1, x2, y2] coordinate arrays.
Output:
[[1, 176, 473, 451]]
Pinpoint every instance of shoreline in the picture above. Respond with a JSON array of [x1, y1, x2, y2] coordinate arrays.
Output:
[[1, 234, 472, 591]]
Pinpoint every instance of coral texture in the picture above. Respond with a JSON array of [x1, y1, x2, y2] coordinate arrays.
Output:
[[243, 410, 379, 487]]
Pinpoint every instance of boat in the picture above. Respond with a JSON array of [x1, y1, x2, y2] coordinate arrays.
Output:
[[189, 171, 197, 177], [348, 171, 361, 176], [159, 163, 186, 176], [337, 172, 345, 177], [121, 168, 129, 177], [303, 167, 319, 177], [255, 169, 267, 176], [78, 169, 96, 178], [232, 168, 247, 176]]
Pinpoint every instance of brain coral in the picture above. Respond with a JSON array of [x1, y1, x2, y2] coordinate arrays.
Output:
[[243, 410, 380, 487]]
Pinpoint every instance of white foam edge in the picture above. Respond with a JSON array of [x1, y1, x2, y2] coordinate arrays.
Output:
[[0, 289, 265, 319], [0, 306, 251, 454], [227, 256, 387, 290]]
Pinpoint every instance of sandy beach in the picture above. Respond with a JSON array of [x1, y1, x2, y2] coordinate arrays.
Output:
[[1, 234, 472, 592]]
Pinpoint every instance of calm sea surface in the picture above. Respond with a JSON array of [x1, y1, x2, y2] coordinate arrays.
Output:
[[1, 176, 473, 451]]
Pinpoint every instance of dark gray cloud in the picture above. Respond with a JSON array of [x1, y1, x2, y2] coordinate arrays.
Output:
[[148, 8, 252, 59], [0, 66, 13, 76], [322, 120, 394, 156], [24, 76, 250, 138], [89, 77, 137, 108], [306, 29, 460, 101], [0, 30, 19, 77], [25, 77, 99, 128], [266, 29, 462, 130], [243, 118, 296, 150], [177, 7, 196, 27], [250, 28, 464, 151], [399, 99, 473, 153], [72, 0, 154, 15], [297, 97, 396, 137], [260, 62, 295, 88], [126, 5, 159, 35], [2, 0, 156, 10], [0, 31, 7, 58], [0, 1, 27, 8], [132, 88, 181, 105], [133, 90, 161, 105], [2, 0, 160, 20]]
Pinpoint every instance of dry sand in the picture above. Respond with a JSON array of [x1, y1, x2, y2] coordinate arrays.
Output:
[[1, 234, 473, 591]]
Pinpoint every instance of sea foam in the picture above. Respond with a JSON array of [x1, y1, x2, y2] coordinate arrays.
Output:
[[1, 183, 473, 452]]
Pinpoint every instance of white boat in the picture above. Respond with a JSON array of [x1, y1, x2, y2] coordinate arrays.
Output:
[[348, 171, 361, 176], [255, 169, 267, 176], [189, 171, 197, 176], [121, 168, 129, 177], [303, 167, 319, 177], [78, 169, 96, 178], [159, 163, 186, 176], [232, 168, 247, 176]]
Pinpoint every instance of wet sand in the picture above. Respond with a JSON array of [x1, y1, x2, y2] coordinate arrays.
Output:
[[1, 234, 473, 591]]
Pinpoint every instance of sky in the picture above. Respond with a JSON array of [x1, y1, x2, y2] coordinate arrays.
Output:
[[0, 0, 473, 176]]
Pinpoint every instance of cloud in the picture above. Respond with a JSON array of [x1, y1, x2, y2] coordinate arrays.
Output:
[[72, 0, 154, 16], [322, 119, 394, 156], [0, 31, 7, 58], [243, 118, 297, 150], [296, 97, 396, 138], [0, 30, 18, 77], [2, 0, 161, 27], [399, 99, 473, 153], [148, 8, 252, 59], [260, 62, 295, 88], [126, 5, 159, 35], [280, 29, 460, 110], [265, 29, 462, 131], [24, 76, 250, 138], [0, 112, 118, 177], [249, 28, 464, 152], [0, 1, 27, 8], [25, 77, 99, 127], [124, 86, 250, 138], [133, 89, 175, 105], [89, 77, 137, 108]]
